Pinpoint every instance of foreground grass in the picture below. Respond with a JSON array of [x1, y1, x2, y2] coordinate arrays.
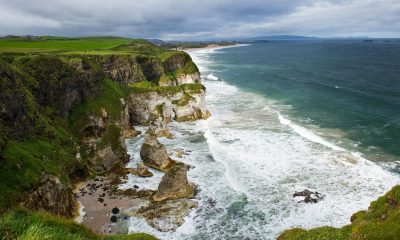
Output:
[[278, 185, 400, 240], [0, 209, 157, 240]]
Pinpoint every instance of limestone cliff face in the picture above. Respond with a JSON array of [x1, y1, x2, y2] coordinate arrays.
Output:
[[128, 87, 210, 125], [91, 51, 200, 86]]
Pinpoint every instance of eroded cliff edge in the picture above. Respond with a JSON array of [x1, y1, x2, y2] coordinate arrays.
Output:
[[0, 39, 208, 234]]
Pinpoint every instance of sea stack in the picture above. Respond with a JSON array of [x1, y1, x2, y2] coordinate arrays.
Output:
[[153, 162, 195, 202], [140, 127, 174, 171]]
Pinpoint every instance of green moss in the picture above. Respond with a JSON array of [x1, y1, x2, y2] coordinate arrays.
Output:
[[161, 51, 199, 79], [172, 93, 195, 106], [158, 75, 173, 85], [155, 104, 164, 115], [0, 208, 157, 240], [70, 79, 128, 127], [279, 185, 400, 240], [128, 81, 204, 95], [98, 124, 122, 152], [0, 135, 80, 213]]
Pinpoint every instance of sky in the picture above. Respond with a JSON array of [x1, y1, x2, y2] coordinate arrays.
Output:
[[0, 0, 399, 40]]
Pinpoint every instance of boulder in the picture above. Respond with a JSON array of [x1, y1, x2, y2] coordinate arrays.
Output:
[[24, 173, 77, 217], [140, 128, 173, 171], [153, 163, 194, 202], [137, 163, 153, 177], [293, 189, 325, 203], [131, 199, 197, 232]]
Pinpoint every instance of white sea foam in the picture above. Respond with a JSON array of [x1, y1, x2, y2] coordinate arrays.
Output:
[[206, 73, 219, 81], [74, 200, 85, 224], [278, 114, 345, 152]]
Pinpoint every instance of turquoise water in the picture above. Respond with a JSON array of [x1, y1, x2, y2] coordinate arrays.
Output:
[[209, 41, 400, 166], [125, 42, 400, 239]]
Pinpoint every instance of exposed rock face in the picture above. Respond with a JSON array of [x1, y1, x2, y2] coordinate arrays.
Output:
[[95, 55, 146, 85], [293, 189, 325, 203], [93, 51, 199, 86], [128, 87, 210, 125], [90, 145, 126, 173], [131, 199, 197, 232], [140, 128, 174, 171], [137, 163, 153, 177], [159, 72, 201, 86], [25, 173, 77, 217], [174, 91, 211, 121], [176, 72, 201, 85], [153, 163, 195, 202], [78, 102, 132, 173]]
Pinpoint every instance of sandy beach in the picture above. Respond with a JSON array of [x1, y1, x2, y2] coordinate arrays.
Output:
[[74, 177, 146, 234]]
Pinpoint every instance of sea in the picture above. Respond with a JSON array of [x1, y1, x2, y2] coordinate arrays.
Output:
[[122, 40, 400, 239]]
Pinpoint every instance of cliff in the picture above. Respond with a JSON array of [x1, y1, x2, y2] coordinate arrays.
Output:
[[0, 38, 207, 220]]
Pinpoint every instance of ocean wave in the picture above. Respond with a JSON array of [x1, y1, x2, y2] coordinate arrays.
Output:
[[206, 73, 219, 81], [278, 114, 345, 152]]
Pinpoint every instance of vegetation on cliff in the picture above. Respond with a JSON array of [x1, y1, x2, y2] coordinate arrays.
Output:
[[0, 56, 87, 212], [279, 185, 400, 240], [0, 208, 156, 240], [128, 81, 204, 95]]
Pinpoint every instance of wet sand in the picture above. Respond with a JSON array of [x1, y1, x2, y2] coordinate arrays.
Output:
[[74, 177, 143, 234]]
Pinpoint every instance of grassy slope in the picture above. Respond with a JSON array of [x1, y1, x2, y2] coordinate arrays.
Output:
[[278, 185, 400, 240], [0, 209, 156, 240], [0, 57, 83, 211]]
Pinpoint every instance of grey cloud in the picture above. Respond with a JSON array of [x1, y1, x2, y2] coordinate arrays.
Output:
[[0, 0, 398, 39]]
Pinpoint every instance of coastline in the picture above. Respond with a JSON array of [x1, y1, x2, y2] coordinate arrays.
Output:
[[74, 41, 400, 239], [184, 43, 251, 53]]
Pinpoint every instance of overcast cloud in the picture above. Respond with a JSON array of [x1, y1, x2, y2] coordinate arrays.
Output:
[[0, 0, 399, 39]]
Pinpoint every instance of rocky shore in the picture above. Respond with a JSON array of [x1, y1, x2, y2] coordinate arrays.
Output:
[[69, 52, 210, 234]]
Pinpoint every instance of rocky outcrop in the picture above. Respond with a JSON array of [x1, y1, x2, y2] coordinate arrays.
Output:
[[92, 51, 199, 86], [128, 162, 196, 231], [128, 87, 210, 125], [153, 163, 195, 202], [140, 128, 174, 171], [159, 72, 201, 86], [25, 173, 77, 217], [136, 163, 153, 177], [293, 189, 325, 203], [131, 199, 197, 232], [79, 105, 131, 173]]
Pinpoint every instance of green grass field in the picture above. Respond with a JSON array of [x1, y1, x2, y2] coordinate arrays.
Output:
[[0, 36, 132, 53]]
